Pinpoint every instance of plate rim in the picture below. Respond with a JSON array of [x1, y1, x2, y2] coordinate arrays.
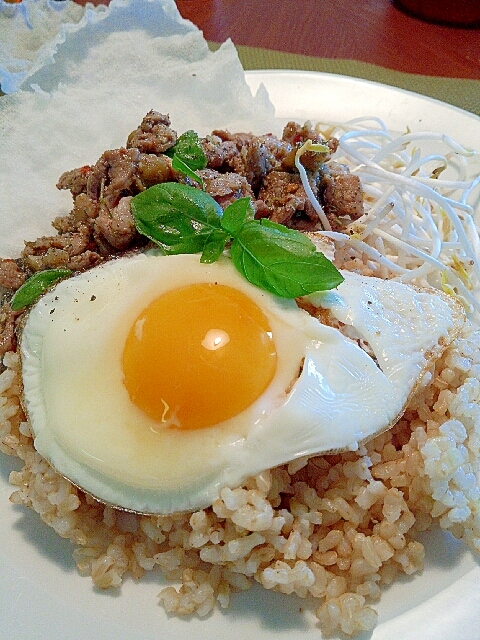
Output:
[[244, 68, 480, 124]]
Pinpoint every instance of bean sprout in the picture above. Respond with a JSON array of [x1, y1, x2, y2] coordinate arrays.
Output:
[[313, 118, 480, 322], [294, 140, 331, 230]]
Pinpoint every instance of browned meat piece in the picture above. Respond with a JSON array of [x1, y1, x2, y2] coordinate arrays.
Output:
[[68, 250, 103, 271], [257, 171, 322, 231], [211, 130, 256, 147], [56, 165, 92, 197], [320, 163, 364, 230], [53, 193, 99, 234], [196, 169, 254, 209], [0, 259, 26, 291], [251, 199, 271, 219], [138, 153, 174, 188], [0, 303, 17, 360], [26, 247, 70, 270], [327, 137, 339, 154], [201, 135, 239, 170], [210, 130, 292, 169], [86, 148, 141, 209], [53, 146, 173, 257], [282, 121, 333, 172], [241, 140, 278, 193], [55, 152, 172, 235], [21, 222, 104, 271], [126, 111, 177, 155], [22, 227, 90, 259], [261, 134, 293, 166], [94, 197, 137, 251], [22, 226, 91, 272], [282, 121, 327, 147], [204, 131, 292, 194]]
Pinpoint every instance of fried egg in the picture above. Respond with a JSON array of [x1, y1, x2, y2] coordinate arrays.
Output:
[[20, 253, 464, 514]]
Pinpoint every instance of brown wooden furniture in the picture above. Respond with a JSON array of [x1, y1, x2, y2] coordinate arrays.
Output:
[[175, 0, 480, 79]]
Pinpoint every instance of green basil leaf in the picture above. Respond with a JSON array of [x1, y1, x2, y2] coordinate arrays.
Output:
[[221, 197, 255, 236], [251, 218, 321, 255], [131, 182, 223, 254], [10, 268, 72, 311], [133, 183, 342, 299], [173, 130, 207, 171], [172, 155, 204, 187], [165, 131, 207, 186], [200, 229, 230, 263], [230, 220, 343, 297]]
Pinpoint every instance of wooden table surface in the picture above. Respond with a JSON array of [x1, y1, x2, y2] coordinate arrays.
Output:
[[175, 0, 480, 79]]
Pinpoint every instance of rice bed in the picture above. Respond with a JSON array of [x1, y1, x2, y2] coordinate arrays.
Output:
[[1, 321, 480, 637]]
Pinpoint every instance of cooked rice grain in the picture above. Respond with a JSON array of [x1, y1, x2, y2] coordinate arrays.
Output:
[[1, 320, 480, 637]]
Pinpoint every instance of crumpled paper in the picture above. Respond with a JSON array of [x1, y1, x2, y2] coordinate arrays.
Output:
[[0, 0, 276, 257]]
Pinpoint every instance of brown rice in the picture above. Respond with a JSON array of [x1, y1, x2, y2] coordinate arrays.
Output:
[[1, 314, 480, 636]]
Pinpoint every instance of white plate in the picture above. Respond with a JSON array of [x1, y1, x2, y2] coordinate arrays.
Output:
[[246, 70, 480, 147], [1, 71, 479, 640]]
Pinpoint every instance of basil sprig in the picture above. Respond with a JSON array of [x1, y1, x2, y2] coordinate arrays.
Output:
[[131, 183, 343, 298], [131, 182, 229, 261], [10, 268, 72, 311], [166, 130, 207, 186], [230, 218, 342, 297]]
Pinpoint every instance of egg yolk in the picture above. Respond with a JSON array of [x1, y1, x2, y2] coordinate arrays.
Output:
[[122, 283, 278, 430]]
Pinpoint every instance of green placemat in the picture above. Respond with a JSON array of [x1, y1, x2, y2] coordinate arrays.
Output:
[[212, 43, 480, 117], [3, 43, 477, 116]]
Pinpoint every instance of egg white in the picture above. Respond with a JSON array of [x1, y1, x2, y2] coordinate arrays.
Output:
[[20, 253, 464, 514], [20, 254, 312, 512]]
